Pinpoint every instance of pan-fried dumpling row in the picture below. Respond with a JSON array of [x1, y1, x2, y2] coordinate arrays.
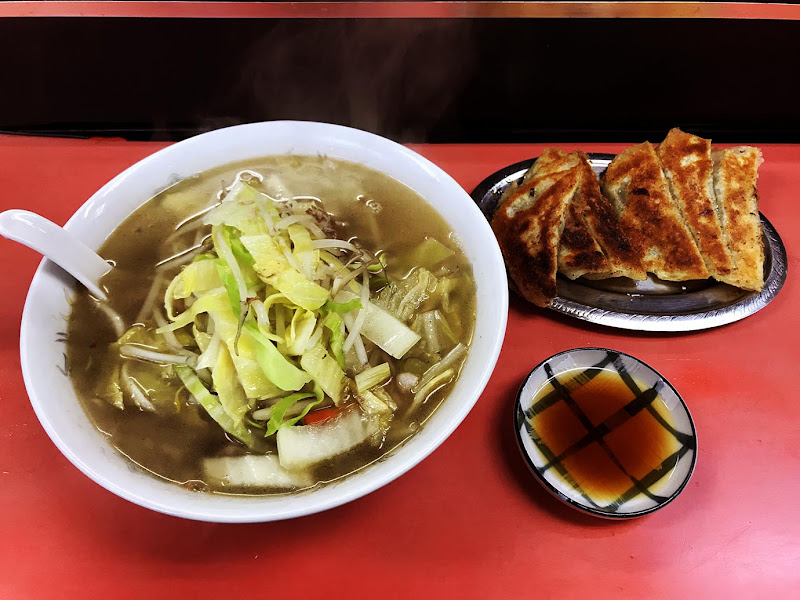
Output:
[[491, 129, 764, 307]]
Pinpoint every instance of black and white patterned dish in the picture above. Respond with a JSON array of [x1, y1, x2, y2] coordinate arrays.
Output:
[[471, 154, 788, 332], [514, 348, 697, 518]]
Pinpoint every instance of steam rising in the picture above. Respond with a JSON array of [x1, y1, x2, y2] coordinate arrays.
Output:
[[200, 20, 476, 142]]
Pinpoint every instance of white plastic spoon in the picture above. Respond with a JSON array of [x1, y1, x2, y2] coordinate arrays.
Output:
[[0, 209, 111, 300]]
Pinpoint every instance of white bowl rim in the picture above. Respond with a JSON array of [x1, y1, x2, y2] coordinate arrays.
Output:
[[18, 120, 508, 522]]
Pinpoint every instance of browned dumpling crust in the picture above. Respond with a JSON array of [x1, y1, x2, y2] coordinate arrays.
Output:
[[711, 146, 765, 291], [489, 134, 766, 309], [657, 128, 735, 283], [526, 149, 613, 281], [601, 142, 709, 281], [492, 163, 579, 307], [573, 152, 647, 281]]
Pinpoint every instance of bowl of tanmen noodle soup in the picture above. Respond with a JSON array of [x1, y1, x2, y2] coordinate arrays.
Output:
[[19, 121, 508, 522]]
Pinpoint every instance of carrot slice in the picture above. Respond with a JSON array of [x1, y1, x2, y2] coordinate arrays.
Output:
[[302, 407, 345, 426]]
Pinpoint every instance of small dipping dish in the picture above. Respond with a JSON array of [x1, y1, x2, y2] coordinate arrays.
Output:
[[514, 348, 697, 518]]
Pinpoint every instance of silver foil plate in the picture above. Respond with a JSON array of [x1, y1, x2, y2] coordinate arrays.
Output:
[[471, 153, 788, 332]]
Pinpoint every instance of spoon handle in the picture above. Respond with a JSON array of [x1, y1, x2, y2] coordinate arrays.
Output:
[[0, 209, 110, 300]]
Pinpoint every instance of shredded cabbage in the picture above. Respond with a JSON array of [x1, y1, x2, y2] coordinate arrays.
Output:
[[323, 312, 347, 369], [175, 364, 258, 449], [171, 258, 221, 299], [110, 174, 468, 467], [405, 236, 455, 269], [244, 322, 311, 392], [300, 343, 345, 405], [323, 298, 362, 313], [355, 363, 391, 393], [375, 267, 437, 323], [357, 389, 393, 415], [211, 344, 250, 427], [337, 290, 420, 359], [240, 234, 329, 311], [263, 392, 318, 436], [284, 309, 317, 356]]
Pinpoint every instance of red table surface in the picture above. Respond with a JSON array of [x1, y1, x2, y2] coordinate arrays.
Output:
[[0, 134, 798, 598]]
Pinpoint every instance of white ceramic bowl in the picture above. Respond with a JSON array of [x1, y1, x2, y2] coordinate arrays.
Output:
[[19, 121, 508, 522]]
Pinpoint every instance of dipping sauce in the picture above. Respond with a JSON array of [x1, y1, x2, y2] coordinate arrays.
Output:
[[527, 367, 681, 505]]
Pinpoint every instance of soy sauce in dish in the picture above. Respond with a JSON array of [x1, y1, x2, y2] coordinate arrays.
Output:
[[529, 368, 680, 503]]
